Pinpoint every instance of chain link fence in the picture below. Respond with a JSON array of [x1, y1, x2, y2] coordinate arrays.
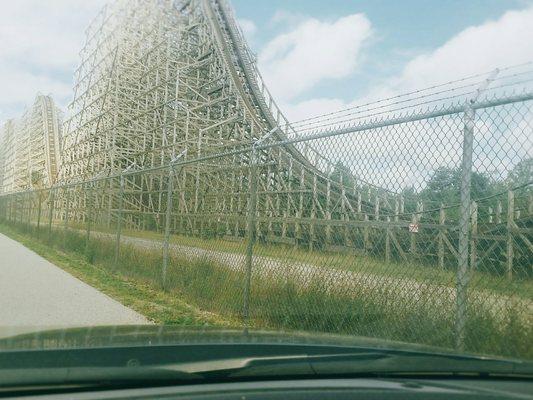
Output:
[[0, 74, 532, 359]]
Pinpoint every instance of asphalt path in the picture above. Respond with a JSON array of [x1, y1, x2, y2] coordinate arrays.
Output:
[[0, 233, 149, 337]]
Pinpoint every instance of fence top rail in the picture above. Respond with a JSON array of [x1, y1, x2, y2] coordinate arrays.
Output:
[[275, 91, 533, 150]]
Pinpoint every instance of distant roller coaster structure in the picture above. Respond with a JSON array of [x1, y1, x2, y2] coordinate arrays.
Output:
[[0, 95, 62, 194]]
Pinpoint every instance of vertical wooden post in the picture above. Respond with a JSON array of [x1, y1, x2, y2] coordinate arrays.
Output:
[[506, 190, 514, 280], [470, 201, 478, 271], [439, 205, 445, 269], [410, 202, 422, 256], [496, 200, 502, 224], [410, 213, 417, 255]]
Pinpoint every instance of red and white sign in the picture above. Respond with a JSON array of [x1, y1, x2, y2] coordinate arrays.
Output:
[[409, 223, 419, 233]]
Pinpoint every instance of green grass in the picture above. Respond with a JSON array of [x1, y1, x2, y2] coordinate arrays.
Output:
[[0, 223, 230, 327], [68, 221, 533, 300], [1, 220, 532, 359]]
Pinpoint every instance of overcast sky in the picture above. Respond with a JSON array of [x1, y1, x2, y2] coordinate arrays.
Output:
[[1, 0, 532, 125]]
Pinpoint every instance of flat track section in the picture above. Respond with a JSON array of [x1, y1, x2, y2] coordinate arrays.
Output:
[[0, 233, 149, 335]]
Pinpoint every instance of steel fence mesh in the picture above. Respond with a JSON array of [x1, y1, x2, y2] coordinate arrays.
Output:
[[0, 86, 531, 359]]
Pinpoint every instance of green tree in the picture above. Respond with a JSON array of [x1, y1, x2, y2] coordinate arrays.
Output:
[[506, 157, 532, 187], [421, 167, 494, 206], [330, 161, 356, 188]]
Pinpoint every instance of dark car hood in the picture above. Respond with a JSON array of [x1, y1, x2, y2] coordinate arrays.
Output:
[[0, 325, 503, 359]]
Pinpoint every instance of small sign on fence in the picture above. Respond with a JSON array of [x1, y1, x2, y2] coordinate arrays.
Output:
[[409, 223, 419, 233]]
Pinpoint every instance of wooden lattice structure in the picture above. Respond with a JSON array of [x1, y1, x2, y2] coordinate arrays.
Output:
[[58, 0, 400, 248], [0, 95, 62, 193]]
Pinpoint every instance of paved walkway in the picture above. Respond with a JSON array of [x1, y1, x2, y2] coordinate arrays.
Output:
[[0, 233, 149, 336]]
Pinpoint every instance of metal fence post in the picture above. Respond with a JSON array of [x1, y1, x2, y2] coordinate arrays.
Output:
[[85, 182, 93, 255], [506, 190, 514, 280], [162, 150, 186, 288], [26, 191, 31, 229], [9, 196, 13, 223], [36, 190, 43, 237], [18, 193, 23, 225], [243, 146, 258, 327], [242, 128, 277, 328], [47, 188, 55, 243], [64, 186, 70, 231], [162, 165, 174, 288], [455, 69, 498, 352], [456, 101, 474, 352], [114, 175, 125, 269], [11, 196, 15, 223]]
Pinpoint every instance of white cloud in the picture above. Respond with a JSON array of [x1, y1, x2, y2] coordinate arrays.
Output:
[[282, 5, 533, 123], [270, 6, 533, 190], [238, 18, 257, 41], [281, 98, 347, 124], [0, 0, 107, 123], [259, 13, 372, 102], [382, 5, 533, 95], [270, 10, 308, 27]]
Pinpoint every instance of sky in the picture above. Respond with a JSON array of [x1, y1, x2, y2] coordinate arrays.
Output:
[[0, 0, 532, 125]]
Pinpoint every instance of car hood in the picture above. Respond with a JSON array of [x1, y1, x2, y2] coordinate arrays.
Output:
[[0, 325, 500, 359]]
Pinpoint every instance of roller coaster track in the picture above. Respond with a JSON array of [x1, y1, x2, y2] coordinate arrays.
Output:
[[207, 0, 396, 197], [202, 0, 397, 219]]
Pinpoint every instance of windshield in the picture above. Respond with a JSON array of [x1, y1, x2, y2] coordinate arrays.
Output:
[[0, 0, 531, 384]]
